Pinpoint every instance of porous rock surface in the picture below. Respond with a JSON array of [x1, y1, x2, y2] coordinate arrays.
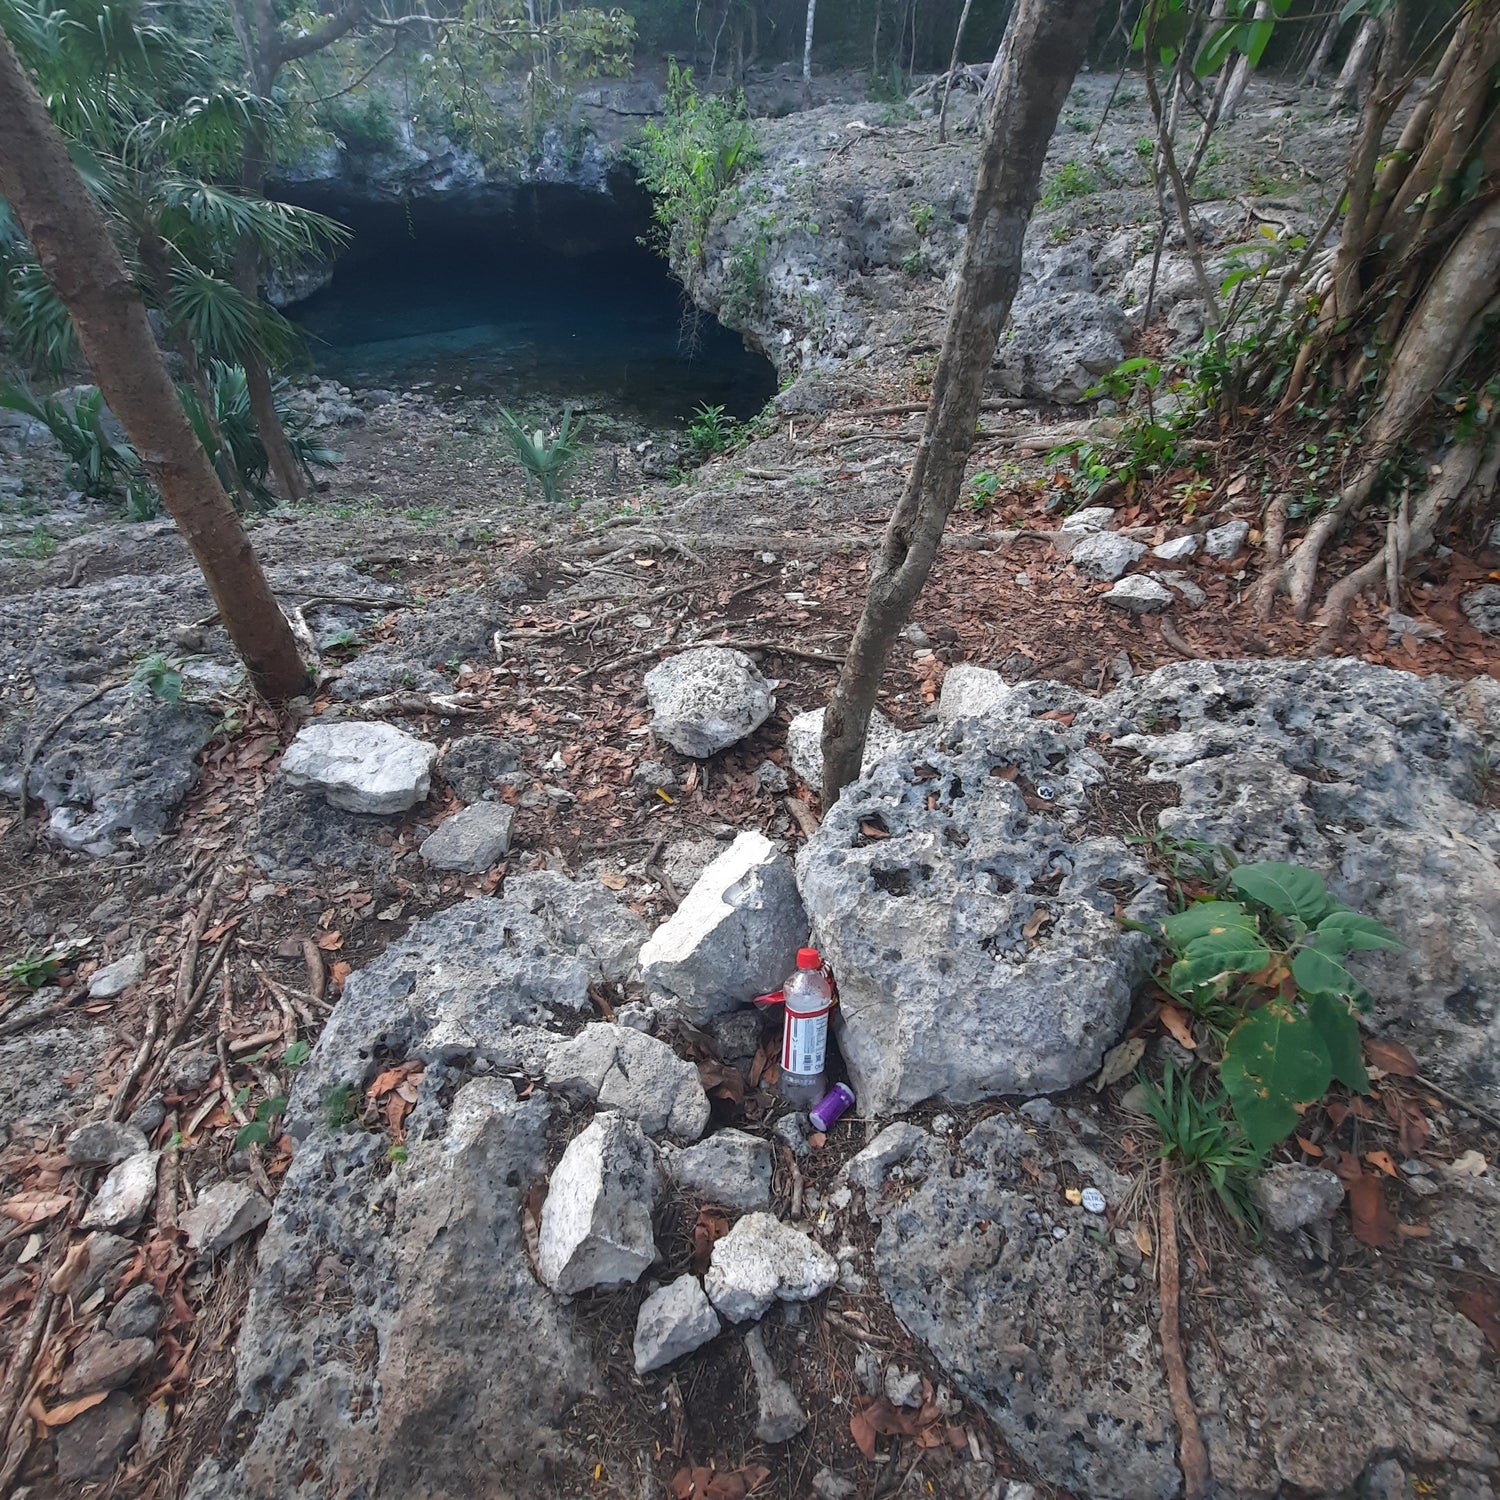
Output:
[[543, 1023, 710, 1141], [279, 720, 438, 814], [799, 659, 1500, 1113], [787, 705, 904, 792], [874, 1113, 1500, 1499], [643, 647, 776, 757]]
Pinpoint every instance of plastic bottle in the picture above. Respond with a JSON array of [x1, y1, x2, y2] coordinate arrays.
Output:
[[779, 947, 834, 1108]]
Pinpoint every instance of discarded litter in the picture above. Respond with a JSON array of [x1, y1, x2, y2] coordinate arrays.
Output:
[[1080, 1187, 1107, 1214], [778, 948, 835, 1107], [809, 1083, 855, 1132]]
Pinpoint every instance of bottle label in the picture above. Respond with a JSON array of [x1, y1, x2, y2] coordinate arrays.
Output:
[[783, 1011, 828, 1078]]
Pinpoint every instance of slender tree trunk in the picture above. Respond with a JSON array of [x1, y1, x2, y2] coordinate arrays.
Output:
[[1303, 12, 1343, 84], [937, 0, 975, 140], [1219, 0, 1270, 123], [0, 30, 306, 699], [821, 0, 1106, 801], [1332, 16, 1381, 110], [801, 0, 817, 107]]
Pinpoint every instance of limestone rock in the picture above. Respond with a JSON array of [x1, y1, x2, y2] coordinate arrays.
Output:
[[1152, 534, 1199, 562], [787, 706, 903, 793], [1462, 584, 1500, 637], [83, 1151, 159, 1232], [1151, 570, 1206, 608], [796, 698, 1161, 1113], [994, 290, 1127, 404], [745, 1325, 808, 1442], [187, 1076, 597, 1500], [279, 721, 438, 813], [1059, 506, 1116, 533], [106, 1284, 162, 1341], [179, 1181, 271, 1258], [1254, 1163, 1344, 1234], [59, 1333, 155, 1397], [937, 665, 1012, 725], [537, 1113, 660, 1295], [503, 870, 650, 987], [419, 802, 515, 872], [439, 734, 521, 801], [89, 951, 145, 998], [704, 1212, 838, 1322], [644, 647, 775, 757], [1203, 519, 1250, 560], [844, 1123, 930, 1194], [665, 1128, 774, 1210], [54, 1390, 140, 1483], [66, 1120, 148, 1167], [633, 1275, 720, 1374], [639, 832, 807, 1023], [1071, 532, 1146, 582], [543, 1024, 710, 1141], [1103, 576, 1175, 613]]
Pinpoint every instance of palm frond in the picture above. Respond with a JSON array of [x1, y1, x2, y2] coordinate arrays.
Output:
[[2, 262, 79, 374], [154, 179, 349, 270]]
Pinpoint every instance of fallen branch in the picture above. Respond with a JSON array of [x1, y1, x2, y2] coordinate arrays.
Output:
[[1158, 1161, 1211, 1500], [783, 796, 821, 839]]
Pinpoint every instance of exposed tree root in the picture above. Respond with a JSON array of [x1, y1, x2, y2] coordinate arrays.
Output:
[[1158, 1160, 1211, 1500]]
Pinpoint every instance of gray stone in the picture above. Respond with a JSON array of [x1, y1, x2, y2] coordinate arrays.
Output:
[[885, 1366, 924, 1408], [812, 1470, 858, 1500], [54, 1390, 140, 1482], [661, 836, 722, 893], [72, 1232, 135, 1302], [1203, 519, 1250, 560], [752, 759, 790, 794], [106, 1283, 162, 1341], [796, 698, 1161, 1113], [1254, 1163, 1345, 1234], [633, 1275, 720, 1373], [1362, 1458, 1407, 1500], [187, 1076, 596, 1500], [82, 1151, 159, 1231], [537, 1113, 660, 1295], [2, 685, 217, 856], [543, 1024, 710, 1141], [744, 1325, 807, 1442], [503, 870, 650, 986], [704, 1212, 838, 1322], [438, 735, 521, 801], [1103, 575, 1175, 613], [1071, 531, 1146, 581], [179, 1180, 271, 1257], [279, 721, 437, 813], [1152, 534, 1199, 562], [1151, 570, 1207, 608], [877, 1111, 1499, 1498], [665, 1128, 774, 1210], [59, 1333, 155, 1397], [419, 802, 515, 872], [644, 647, 775, 757], [332, 591, 506, 703], [632, 758, 679, 794], [639, 831, 808, 1023], [247, 778, 399, 883], [1059, 506, 1117, 534], [66, 1119, 148, 1167], [787, 705, 903, 793], [89, 950, 146, 998], [937, 664, 1012, 725], [844, 1123, 930, 1194], [994, 290, 1128, 404], [1462, 584, 1500, 637]]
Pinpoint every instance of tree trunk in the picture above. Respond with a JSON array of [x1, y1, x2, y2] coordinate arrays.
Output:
[[1332, 16, 1380, 110], [820, 0, 1105, 802], [801, 0, 817, 107], [0, 29, 306, 700], [937, 0, 976, 142], [1219, 0, 1270, 123], [1303, 12, 1343, 84]]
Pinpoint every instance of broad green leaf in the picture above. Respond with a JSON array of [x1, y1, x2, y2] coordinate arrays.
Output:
[[1230, 861, 1333, 922], [284, 1040, 311, 1068], [233, 1120, 270, 1151], [1161, 901, 1259, 947], [1243, 16, 1276, 68], [1306, 991, 1370, 1093], [1316, 909, 1401, 952], [1222, 998, 1332, 1151], [1291, 939, 1363, 997], [1169, 925, 1271, 988], [1194, 23, 1240, 76]]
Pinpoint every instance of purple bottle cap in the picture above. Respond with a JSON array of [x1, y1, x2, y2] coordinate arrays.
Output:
[[809, 1082, 855, 1132]]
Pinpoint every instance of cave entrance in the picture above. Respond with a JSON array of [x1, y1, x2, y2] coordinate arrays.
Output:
[[278, 173, 778, 426]]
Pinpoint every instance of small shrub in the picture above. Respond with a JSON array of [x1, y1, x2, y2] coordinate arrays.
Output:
[[912, 202, 935, 237], [496, 406, 581, 505], [1139, 1064, 1262, 1227], [1040, 160, 1097, 209], [685, 402, 737, 463]]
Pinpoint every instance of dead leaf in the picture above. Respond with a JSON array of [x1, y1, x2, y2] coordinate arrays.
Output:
[[29, 1390, 110, 1426], [1133, 1220, 1154, 1258], [1159, 1004, 1197, 1050], [1457, 1287, 1500, 1355], [1094, 1035, 1146, 1091], [858, 818, 891, 841], [1445, 1149, 1489, 1178], [2, 1191, 69, 1225], [1364, 1037, 1419, 1076], [1332, 1153, 1395, 1248], [849, 1405, 879, 1460], [690, 1209, 729, 1275], [1022, 906, 1052, 939], [329, 960, 352, 994], [1037, 709, 1077, 725], [1295, 1136, 1324, 1157], [314, 930, 344, 952], [1366, 1150, 1398, 1177], [599, 871, 627, 891]]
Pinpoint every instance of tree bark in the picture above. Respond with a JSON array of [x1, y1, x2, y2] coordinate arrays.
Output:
[[1219, 0, 1270, 123], [1332, 16, 1381, 110], [801, 0, 817, 108], [1303, 12, 1343, 84], [0, 29, 306, 700], [820, 0, 1105, 802]]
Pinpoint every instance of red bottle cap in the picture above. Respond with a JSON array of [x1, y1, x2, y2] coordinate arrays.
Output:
[[797, 947, 821, 969]]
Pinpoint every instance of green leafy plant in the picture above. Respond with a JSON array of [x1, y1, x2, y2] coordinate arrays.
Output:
[[1138, 1063, 1263, 1227], [1155, 861, 1401, 1150], [132, 652, 184, 704], [968, 470, 1003, 511], [685, 402, 736, 463], [232, 1092, 287, 1151], [0, 383, 144, 507], [323, 1082, 359, 1129], [1040, 160, 1097, 209], [2, 938, 89, 989], [911, 202, 935, 237], [496, 406, 581, 505], [16, 523, 58, 560]]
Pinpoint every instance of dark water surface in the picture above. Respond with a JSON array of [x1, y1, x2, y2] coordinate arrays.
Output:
[[282, 178, 777, 426]]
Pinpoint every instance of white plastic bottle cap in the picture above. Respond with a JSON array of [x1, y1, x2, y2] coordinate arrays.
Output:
[[1080, 1187, 1107, 1214]]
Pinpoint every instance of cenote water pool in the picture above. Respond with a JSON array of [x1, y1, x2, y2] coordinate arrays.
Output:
[[282, 178, 777, 427]]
